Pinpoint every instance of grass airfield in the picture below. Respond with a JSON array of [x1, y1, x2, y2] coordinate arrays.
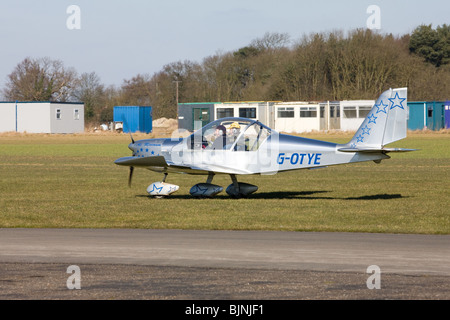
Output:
[[0, 130, 448, 234]]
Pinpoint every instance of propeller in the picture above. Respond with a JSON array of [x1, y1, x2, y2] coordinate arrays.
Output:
[[129, 130, 135, 144], [128, 166, 134, 187], [122, 116, 135, 144], [121, 116, 135, 187]]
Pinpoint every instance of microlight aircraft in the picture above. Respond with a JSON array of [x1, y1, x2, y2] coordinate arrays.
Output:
[[115, 88, 414, 198]]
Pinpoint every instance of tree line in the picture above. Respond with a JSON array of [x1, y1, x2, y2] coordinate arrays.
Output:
[[2, 25, 449, 124]]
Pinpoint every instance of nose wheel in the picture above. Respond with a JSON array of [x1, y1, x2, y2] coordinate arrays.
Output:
[[147, 173, 179, 198]]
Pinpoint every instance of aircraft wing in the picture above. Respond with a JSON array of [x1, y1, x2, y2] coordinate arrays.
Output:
[[114, 156, 169, 167], [114, 156, 212, 174]]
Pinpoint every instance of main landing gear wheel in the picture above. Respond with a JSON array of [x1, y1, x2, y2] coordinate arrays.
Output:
[[225, 174, 258, 198], [190, 173, 223, 198]]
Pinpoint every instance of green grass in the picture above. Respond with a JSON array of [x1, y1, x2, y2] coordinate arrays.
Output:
[[0, 131, 448, 234]]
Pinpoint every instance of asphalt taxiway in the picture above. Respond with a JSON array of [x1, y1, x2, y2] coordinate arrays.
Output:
[[0, 229, 449, 299]]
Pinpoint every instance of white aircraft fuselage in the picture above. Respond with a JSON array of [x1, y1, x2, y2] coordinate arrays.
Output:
[[115, 88, 414, 197]]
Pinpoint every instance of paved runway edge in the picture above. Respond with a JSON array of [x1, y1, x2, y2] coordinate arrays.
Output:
[[1, 229, 449, 276]]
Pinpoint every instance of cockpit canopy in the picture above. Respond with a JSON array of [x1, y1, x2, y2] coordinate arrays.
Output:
[[188, 117, 273, 151]]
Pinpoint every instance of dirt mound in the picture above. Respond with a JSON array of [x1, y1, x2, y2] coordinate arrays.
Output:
[[151, 118, 180, 136], [153, 117, 177, 129]]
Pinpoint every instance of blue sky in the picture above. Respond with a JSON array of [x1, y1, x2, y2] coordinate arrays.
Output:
[[0, 0, 448, 90]]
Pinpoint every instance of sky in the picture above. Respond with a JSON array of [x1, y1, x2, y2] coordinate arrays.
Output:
[[0, 0, 448, 91]]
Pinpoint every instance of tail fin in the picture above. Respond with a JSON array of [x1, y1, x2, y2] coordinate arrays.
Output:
[[345, 88, 408, 149]]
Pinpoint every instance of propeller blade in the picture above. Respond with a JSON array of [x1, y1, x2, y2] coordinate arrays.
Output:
[[129, 131, 135, 144], [128, 166, 134, 187], [122, 116, 135, 144]]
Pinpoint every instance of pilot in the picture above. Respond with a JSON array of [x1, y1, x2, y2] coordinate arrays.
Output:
[[209, 125, 228, 150], [228, 122, 241, 142], [228, 122, 246, 151]]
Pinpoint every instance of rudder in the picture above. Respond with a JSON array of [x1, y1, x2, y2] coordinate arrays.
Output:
[[382, 88, 408, 145]]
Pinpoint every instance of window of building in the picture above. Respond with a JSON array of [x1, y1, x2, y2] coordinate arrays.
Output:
[[299, 106, 317, 118], [74, 109, 80, 120], [217, 108, 234, 119], [277, 107, 294, 118], [359, 106, 372, 118], [56, 109, 61, 120], [342, 106, 357, 118], [239, 108, 256, 119]]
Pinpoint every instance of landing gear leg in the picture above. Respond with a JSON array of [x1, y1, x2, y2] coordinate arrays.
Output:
[[206, 172, 214, 184], [230, 174, 240, 195]]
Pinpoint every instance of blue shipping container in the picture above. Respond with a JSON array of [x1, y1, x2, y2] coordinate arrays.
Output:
[[445, 101, 450, 129], [113, 106, 153, 133], [407, 102, 445, 131]]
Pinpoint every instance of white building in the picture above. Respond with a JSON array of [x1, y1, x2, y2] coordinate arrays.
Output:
[[339, 100, 375, 131], [0, 101, 84, 133], [178, 100, 376, 133], [275, 101, 321, 133], [214, 102, 275, 130], [273, 100, 375, 132]]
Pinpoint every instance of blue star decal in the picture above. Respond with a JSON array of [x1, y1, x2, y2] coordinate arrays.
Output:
[[356, 135, 364, 143], [389, 92, 406, 110], [192, 184, 209, 195], [362, 125, 371, 135], [150, 183, 163, 194], [151, 150, 155, 155], [375, 100, 388, 114], [350, 143, 356, 149], [368, 113, 377, 124]]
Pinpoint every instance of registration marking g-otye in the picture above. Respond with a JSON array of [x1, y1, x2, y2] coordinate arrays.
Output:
[[277, 152, 322, 166]]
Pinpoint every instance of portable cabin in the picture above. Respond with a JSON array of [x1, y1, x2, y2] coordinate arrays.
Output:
[[0, 101, 84, 133]]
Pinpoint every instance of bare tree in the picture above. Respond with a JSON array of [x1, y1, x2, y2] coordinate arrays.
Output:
[[120, 73, 153, 106], [250, 32, 291, 51], [72, 72, 105, 120], [3, 57, 78, 102]]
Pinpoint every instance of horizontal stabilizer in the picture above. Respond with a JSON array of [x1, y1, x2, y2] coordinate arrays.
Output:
[[338, 147, 417, 153], [114, 156, 168, 167]]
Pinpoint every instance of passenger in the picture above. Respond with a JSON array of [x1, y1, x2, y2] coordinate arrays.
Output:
[[209, 125, 228, 150]]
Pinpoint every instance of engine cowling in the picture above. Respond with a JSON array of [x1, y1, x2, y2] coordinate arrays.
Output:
[[189, 183, 223, 198], [147, 182, 179, 197]]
